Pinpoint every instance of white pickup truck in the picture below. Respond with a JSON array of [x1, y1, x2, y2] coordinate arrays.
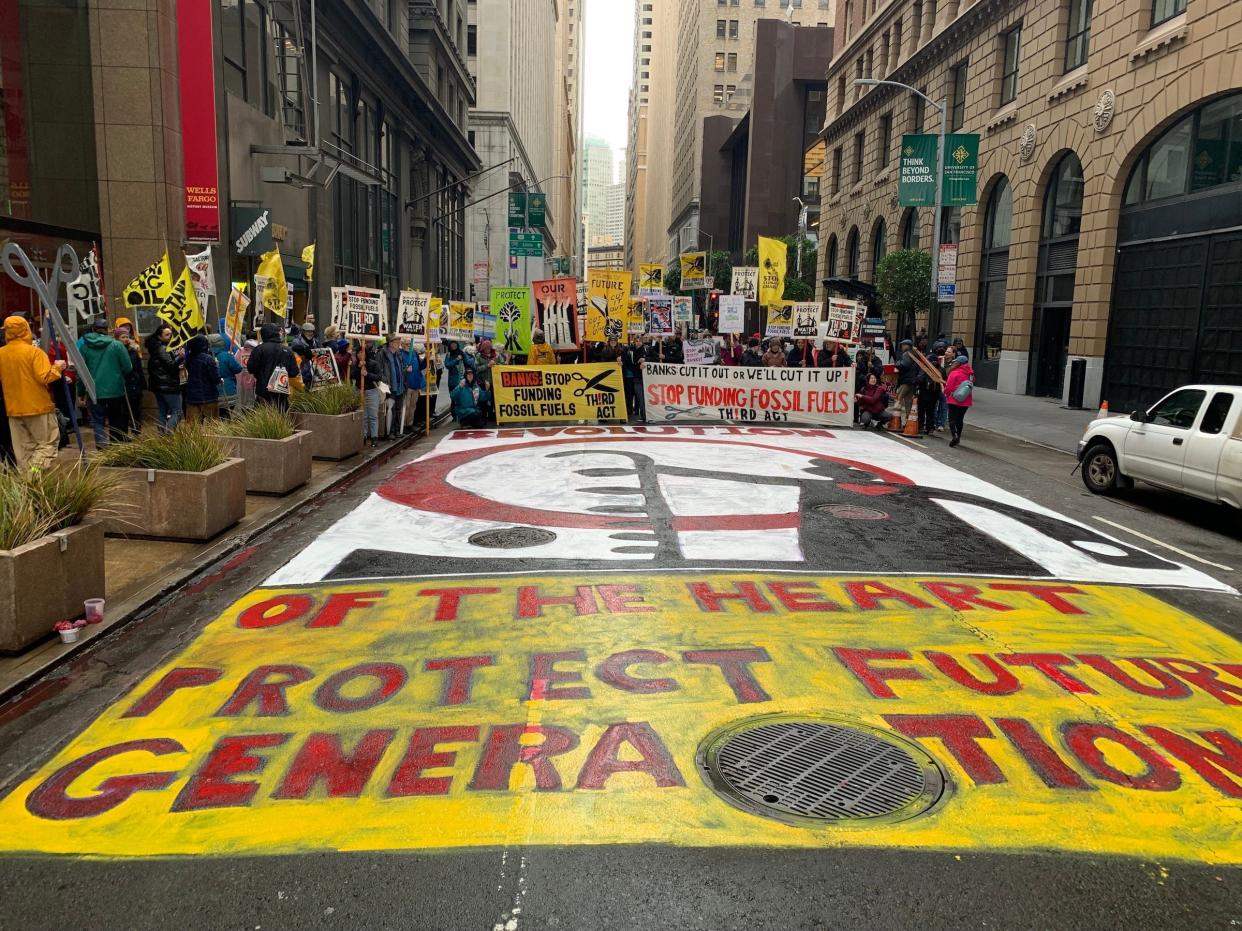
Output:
[[1078, 384, 1242, 508]]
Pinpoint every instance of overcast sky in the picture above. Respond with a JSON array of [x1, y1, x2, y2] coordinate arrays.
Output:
[[582, 0, 634, 157]]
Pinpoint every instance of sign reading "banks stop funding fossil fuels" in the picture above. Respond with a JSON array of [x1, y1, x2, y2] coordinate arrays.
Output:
[[492, 363, 628, 423]]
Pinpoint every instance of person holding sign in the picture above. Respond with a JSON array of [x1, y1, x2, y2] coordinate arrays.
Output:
[[145, 325, 185, 433], [246, 324, 298, 412]]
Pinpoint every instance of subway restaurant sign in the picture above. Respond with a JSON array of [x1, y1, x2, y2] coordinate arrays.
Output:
[[898, 133, 979, 208]]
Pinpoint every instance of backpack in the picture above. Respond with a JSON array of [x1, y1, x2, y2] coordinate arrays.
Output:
[[952, 377, 973, 403]]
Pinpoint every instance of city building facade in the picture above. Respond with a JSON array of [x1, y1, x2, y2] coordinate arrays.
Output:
[[466, 0, 565, 294], [553, 0, 585, 276], [583, 135, 616, 246], [817, 0, 1242, 410], [626, 0, 678, 270], [0, 0, 479, 330], [666, 0, 832, 258]]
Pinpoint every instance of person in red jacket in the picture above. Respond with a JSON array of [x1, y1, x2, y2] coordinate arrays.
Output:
[[944, 354, 974, 447], [854, 373, 892, 430]]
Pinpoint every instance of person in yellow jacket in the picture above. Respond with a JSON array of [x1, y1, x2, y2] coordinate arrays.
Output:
[[526, 328, 557, 366], [0, 316, 67, 469]]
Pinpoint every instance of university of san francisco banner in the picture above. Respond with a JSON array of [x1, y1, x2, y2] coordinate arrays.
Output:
[[492, 363, 627, 423], [643, 362, 854, 426], [585, 270, 631, 343]]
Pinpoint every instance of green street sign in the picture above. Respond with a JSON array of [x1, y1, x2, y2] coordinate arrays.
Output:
[[550, 255, 570, 275], [898, 134, 939, 207], [942, 133, 979, 206], [509, 231, 543, 257], [528, 192, 547, 228], [508, 192, 527, 227]]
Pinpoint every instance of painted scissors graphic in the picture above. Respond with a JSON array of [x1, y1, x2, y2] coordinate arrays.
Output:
[[569, 370, 619, 397], [663, 405, 709, 420]]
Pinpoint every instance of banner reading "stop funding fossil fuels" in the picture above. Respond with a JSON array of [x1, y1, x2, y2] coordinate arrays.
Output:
[[644, 363, 855, 426], [492, 363, 628, 424]]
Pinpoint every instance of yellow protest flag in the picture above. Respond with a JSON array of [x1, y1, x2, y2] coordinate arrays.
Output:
[[638, 263, 664, 293], [255, 250, 288, 318], [428, 297, 444, 344], [757, 236, 787, 307], [122, 252, 174, 309], [156, 266, 205, 350], [301, 243, 315, 282]]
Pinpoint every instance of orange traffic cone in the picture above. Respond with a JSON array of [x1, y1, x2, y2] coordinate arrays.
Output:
[[887, 414, 901, 431], [1097, 399, 1109, 418], [902, 401, 923, 437]]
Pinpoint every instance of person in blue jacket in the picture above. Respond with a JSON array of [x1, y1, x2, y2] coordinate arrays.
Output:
[[400, 340, 427, 435], [183, 334, 221, 422], [450, 367, 489, 429], [443, 340, 473, 390], [208, 333, 243, 411]]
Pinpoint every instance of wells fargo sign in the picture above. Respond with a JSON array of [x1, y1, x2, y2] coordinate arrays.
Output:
[[1, 574, 1239, 861]]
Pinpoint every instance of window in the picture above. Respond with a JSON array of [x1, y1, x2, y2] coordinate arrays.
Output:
[[949, 62, 967, 131], [913, 90, 925, 133], [727, 52, 738, 71], [900, 207, 920, 249], [715, 52, 726, 71], [222, 0, 245, 97], [1151, 0, 1185, 26], [802, 175, 820, 198], [836, 75, 846, 114], [725, 84, 736, 103], [871, 219, 887, 277], [1145, 116, 1193, 200], [729, 19, 739, 38], [1149, 388, 1206, 428], [826, 235, 838, 276], [879, 113, 892, 165], [1200, 393, 1234, 435], [976, 177, 1012, 374], [831, 146, 842, 193], [755, 0, 765, 5], [467, 24, 476, 55], [1064, 0, 1092, 71], [713, 84, 725, 105], [846, 227, 860, 276], [804, 88, 826, 137], [853, 131, 865, 182], [717, 19, 726, 37], [1123, 95, 1242, 206], [1000, 26, 1020, 105]]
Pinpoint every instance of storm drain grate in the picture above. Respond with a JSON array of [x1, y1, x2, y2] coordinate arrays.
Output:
[[698, 716, 945, 826], [468, 527, 558, 548]]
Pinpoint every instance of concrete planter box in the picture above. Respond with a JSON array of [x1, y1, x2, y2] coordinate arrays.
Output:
[[216, 431, 313, 496], [293, 410, 364, 461], [100, 458, 247, 541], [0, 521, 105, 653]]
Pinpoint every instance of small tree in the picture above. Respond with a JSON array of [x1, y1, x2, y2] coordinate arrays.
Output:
[[876, 249, 932, 340]]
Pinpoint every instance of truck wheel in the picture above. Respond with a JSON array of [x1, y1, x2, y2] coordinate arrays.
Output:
[[1082, 443, 1122, 495]]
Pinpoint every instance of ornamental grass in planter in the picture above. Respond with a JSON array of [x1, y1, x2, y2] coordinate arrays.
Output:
[[96, 424, 246, 541], [290, 384, 365, 461], [213, 406, 312, 496], [0, 463, 115, 652]]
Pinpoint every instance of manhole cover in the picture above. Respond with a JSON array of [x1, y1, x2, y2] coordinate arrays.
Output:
[[814, 504, 890, 520], [698, 715, 945, 826], [468, 527, 558, 548]]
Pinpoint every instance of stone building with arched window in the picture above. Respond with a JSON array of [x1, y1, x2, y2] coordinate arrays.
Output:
[[816, 0, 1241, 410]]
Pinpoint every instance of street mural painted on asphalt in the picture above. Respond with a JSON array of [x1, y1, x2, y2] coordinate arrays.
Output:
[[1, 429, 1239, 863]]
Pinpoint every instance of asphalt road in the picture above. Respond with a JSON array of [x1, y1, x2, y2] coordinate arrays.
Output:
[[0, 422, 1238, 931]]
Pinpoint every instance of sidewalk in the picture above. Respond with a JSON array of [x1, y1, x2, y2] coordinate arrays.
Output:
[[966, 387, 1099, 455], [0, 424, 444, 702]]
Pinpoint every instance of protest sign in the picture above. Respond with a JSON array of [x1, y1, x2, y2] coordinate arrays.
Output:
[[492, 363, 627, 423], [644, 363, 854, 426], [647, 296, 673, 337], [329, 287, 345, 330], [627, 297, 646, 337], [826, 298, 864, 344], [474, 302, 496, 341], [585, 270, 630, 343], [185, 246, 214, 306], [718, 294, 745, 334], [396, 291, 429, 346], [223, 284, 249, 347], [680, 252, 707, 289], [491, 286, 533, 355], [255, 250, 288, 319], [447, 302, 476, 342], [428, 298, 444, 345], [638, 263, 665, 296], [310, 348, 339, 384], [672, 295, 693, 326], [764, 302, 793, 339], [684, 337, 717, 366], [757, 237, 786, 306], [156, 266, 205, 350], [730, 266, 758, 301], [66, 245, 106, 338], [793, 302, 819, 338], [533, 277, 579, 350], [122, 252, 173, 309], [343, 286, 387, 340]]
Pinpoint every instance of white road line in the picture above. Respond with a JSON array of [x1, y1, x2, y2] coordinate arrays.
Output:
[[1092, 516, 1234, 572], [888, 431, 926, 449]]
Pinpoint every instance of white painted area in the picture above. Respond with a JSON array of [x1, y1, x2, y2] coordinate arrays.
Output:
[[1071, 540, 1129, 558], [1092, 516, 1235, 573], [264, 428, 1234, 591], [678, 528, 803, 562]]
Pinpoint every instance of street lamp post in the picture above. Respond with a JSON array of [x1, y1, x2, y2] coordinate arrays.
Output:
[[793, 196, 809, 278], [854, 79, 947, 338]]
